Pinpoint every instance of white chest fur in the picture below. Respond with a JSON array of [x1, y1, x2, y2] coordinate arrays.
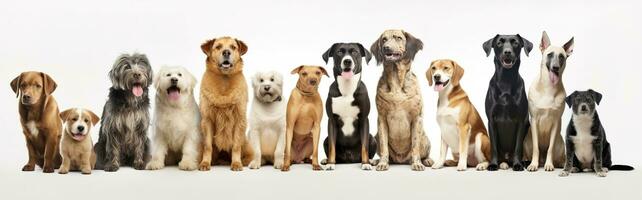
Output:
[[436, 88, 461, 152], [571, 115, 596, 164], [26, 121, 39, 137], [331, 73, 361, 136]]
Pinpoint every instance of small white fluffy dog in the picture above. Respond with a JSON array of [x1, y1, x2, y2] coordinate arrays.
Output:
[[146, 66, 201, 171], [248, 71, 286, 169]]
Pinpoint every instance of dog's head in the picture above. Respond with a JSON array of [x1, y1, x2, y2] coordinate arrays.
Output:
[[291, 65, 328, 93], [539, 31, 574, 85], [108, 53, 153, 97], [371, 29, 423, 65], [154, 66, 197, 102], [483, 34, 533, 69], [60, 108, 99, 142], [322, 43, 371, 79], [251, 71, 283, 103], [566, 89, 602, 117], [10, 71, 57, 106], [426, 59, 464, 92], [201, 36, 248, 75]]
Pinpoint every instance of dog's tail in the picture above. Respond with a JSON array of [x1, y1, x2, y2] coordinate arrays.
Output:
[[609, 165, 634, 171]]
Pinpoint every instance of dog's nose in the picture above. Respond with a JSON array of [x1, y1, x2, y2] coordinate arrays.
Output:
[[383, 46, 391, 51], [77, 126, 85, 132], [581, 105, 588, 111], [433, 74, 441, 81], [309, 80, 317, 85], [222, 50, 231, 57], [264, 85, 271, 91], [503, 50, 512, 55], [171, 78, 178, 84], [343, 59, 352, 66], [22, 95, 31, 102], [552, 66, 560, 71], [133, 73, 141, 79]]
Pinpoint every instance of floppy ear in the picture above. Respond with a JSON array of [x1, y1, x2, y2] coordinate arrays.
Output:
[[59, 109, 73, 122], [322, 43, 338, 64], [251, 73, 259, 87], [236, 39, 248, 55], [41, 72, 57, 95], [356, 43, 372, 64], [588, 89, 602, 105], [540, 31, 551, 52], [318, 66, 329, 77], [187, 70, 198, 91], [403, 31, 423, 61], [483, 35, 498, 57], [370, 36, 384, 65], [153, 69, 162, 91], [517, 34, 533, 56], [291, 65, 304, 75], [451, 60, 464, 86], [565, 91, 578, 108], [563, 37, 574, 56], [10, 73, 23, 98], [87, 110, 100, 125], [426, 61, 435, 86], [200, 38, 216, 56]]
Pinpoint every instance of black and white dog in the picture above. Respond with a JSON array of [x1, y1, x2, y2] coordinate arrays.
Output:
[[483, 34, 533, 171], [94, 53, 153, 171], [321, 43, 377, 170], [560, 90, 634, 177]]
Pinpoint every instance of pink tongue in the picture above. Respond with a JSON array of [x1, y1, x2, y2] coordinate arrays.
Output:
[[132, 86, 143, 97], [341, 71, 354, 79], [168, 90, 180, 101], [72, 134, 84, 141], [549, 71, 559, 85], [434, 84, 445, 91]]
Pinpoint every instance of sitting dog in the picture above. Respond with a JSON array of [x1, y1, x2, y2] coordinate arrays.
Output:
[[321, 42, 377, 170], [560, 90, 634, 177], [483, 34, 533, 171], [199, 36, 254, 171], [10, 71, 62, 173], [58, 108, 99, 174], [146, 66, 200, 171], [282, 65, 328, 171], [94, 53, 153, 171], [370, 29, 432, 171], [247, 71, 286, 169], [525, 31, 574, 171], [427, 59, 491, 171]]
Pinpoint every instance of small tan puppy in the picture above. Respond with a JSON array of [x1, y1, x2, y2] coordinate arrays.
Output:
[[58, 108, 99, 174], [282, 65, 328, 171]]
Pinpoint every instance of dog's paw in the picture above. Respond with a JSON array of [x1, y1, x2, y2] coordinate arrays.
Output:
[[602, 167, 609, 173], [133, 161, 146, 170], [422, 158, 434, 167], [457, 163, 467, 171], [596, 171, 607, 177], [178, 160, 198, 171], [281, 164, 291, 172], [248, 160, 261, 169], [81, 168, 92, 175], [432, 161, 444, 169], [198, 162, 211, 171], [512, 163, 524, 171], [411, 161, 425, 171], [21, 164, 35, 171], [145, 161, 164, 170], [476, 162, 489, 171], [320, 159, 328, 165], [103, 165, 119, 172], [544, 162, 555, 171], [499, 162, 510, 170], [487, 163, 498, 171], [571, 167, 580, 173], [58, 168, 69, 174], [323, 163, 335, 171], [559, 171, 570, 177], [312, 164, 322, 171], [361, 163, 372, 170], [230, 162, 243, 171], [43, 166, 54, 173], [527, 163, 539, 172], [376, 162, 389, 171], [273, 160, 284, 170]]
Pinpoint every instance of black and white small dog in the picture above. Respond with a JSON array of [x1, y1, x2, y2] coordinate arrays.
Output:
[[321, 43, 377, 170], [94, 53, 153, 171], [560, 89, 634, 177]]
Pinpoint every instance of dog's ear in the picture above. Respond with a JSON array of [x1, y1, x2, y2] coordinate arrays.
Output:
[[322, 43, 338, 64], [451, 60, 464, 86], [200, 38, 216, 56], [87, 110, 100, 126], [187, 70, 198, 91], [563, 37, 574, 56], [370, 35, 384, 65], [540, 31, 551, 52], [10, 73, 23, 98], [251, 73, 260, 87], [318, 66, 329, 77], [291, 65, 304, 75], [59, 109, 73, 122], [517, 34, 533, 57], [356, 43, 372, 64], [41, 72, 57, 95], [403, 31, 423, 61], [236, 39, 248, 56], [588, 89, 602, 105], [483, 34, 498, 57], [565, 91, 578, 108], [426, 61, 436, 86], [153, 68, 162, 91]]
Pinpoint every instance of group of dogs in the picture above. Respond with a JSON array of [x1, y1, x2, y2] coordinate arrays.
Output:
[[10, 30, 633, 177]]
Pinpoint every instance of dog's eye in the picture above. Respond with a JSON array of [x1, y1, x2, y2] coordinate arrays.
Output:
[[316, 71, 321, 75], [547, 53, 553, 58], [431, 66, 436, 70], [166, 74, 171, 77], [178, 73, 182, 77], [72, 118, 78, 121], [36, 84, 42, 88], [444, 67, 450, 70], [382, 38, 388, 42], [215, 45, 222, 50], [230, 45, 237, 50], [270, 78, 274, 82], [302, 72, 308, 76], [84, 119, 89, 123], [260, 79, 264, 83], [124, 65, 131, 70]]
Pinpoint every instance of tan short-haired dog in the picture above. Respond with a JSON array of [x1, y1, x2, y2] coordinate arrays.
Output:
[[282, 65, 328, 171], [59, 108, 99, 174], [427, 59, 491, 171], [10, 71, 62, 173], [199, 36, 254, 171]]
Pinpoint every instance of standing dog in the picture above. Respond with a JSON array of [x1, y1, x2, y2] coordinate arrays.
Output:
[[483, 34, 533, 171], [370, 29, 432, 171], [525, 31, 574, 171], [282, 65, 328, 171], [248, 71, 286, 169], [199, 36, 254, 171], [146, 66, 200, 171], [94, 53, 153, 171], [10, 71, 62, 173], [560, 90, 634, 177], [427, 59, 491, 171], [321, 43, 377, 170], [58, 108, 99, 174]]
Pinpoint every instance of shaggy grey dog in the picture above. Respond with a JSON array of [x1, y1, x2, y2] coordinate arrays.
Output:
[[94, 53, 153, 171]]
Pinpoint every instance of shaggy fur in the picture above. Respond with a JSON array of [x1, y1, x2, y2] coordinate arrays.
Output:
[[146, 66, 201, 171], [94, 53, 153, 172]]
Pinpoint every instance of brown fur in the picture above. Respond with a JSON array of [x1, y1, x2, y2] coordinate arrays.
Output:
[[281, 65, 328, 171], [10, 71, 62, 173], [198, 36, 253, 171], [58, 108, 99, 174]]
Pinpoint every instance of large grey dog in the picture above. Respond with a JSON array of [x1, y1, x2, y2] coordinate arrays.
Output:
[[94, 53, 153, 171]]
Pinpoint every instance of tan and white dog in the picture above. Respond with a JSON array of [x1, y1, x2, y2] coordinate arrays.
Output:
[[59, 108, 99, 174], [247, 71, 286, 169], [525, 31, 574, 171], [146, 66, 201, 171], [427, 59, 491, 171]]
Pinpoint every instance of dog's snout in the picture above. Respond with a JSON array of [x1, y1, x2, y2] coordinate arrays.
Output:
[[503, 50, 512, 55], [343, 59, 352, 66], [222, 50, 231, 57], [433, 74, 441, 81], [309, 79, 317, 85], [133, 73, 142, 79], [383, 46, 391, 51], [581, 105, 588, 111], [171, 78, 178, 84], [77, 126, 85, 132], [22, 95, 31, 102], [552, 66, 560, 71], [263, 85, 271, 91]]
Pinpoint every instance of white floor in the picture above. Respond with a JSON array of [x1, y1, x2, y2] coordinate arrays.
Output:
[[1, 164, 640, 200]]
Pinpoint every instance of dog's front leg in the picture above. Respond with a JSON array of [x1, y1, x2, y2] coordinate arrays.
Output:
[[527, 118, 540, 171], [543, 120, 561, 171], [273, 127, 286, 170], [80, 151, 92, 174], [22, 136, 37, 171], [375, 116, 390, 171], [487, 121, 499, 171], [593, 139, 606, 177], [511, 121, 527, 171], [103, 135, 121, 172], [199, 118, 214, 171], [58, 151, 70, 174], [248, 129, 262, 169], [324, 117, 337, 170], [230, 141, 243, 171], [360, 117, 372, 170], [178, 133, 199, 171], [282, 107, 299, 172], [42, 133, 60, 173], [146, 131, 167, 170], [311, 123, 322, 171], [432, 138, 448, 169], [410, 116, 426, 171], [457, 124, 472, 171]]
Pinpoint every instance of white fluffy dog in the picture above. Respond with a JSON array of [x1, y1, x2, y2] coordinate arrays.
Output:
[[146, 66, 200, 171], [248, 71, 286, 169]]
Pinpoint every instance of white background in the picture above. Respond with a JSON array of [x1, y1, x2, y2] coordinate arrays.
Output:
[[1, 0, 641, 199]]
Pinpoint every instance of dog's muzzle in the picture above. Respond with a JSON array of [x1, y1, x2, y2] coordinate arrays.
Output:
[[383, 49, 402, 61]]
